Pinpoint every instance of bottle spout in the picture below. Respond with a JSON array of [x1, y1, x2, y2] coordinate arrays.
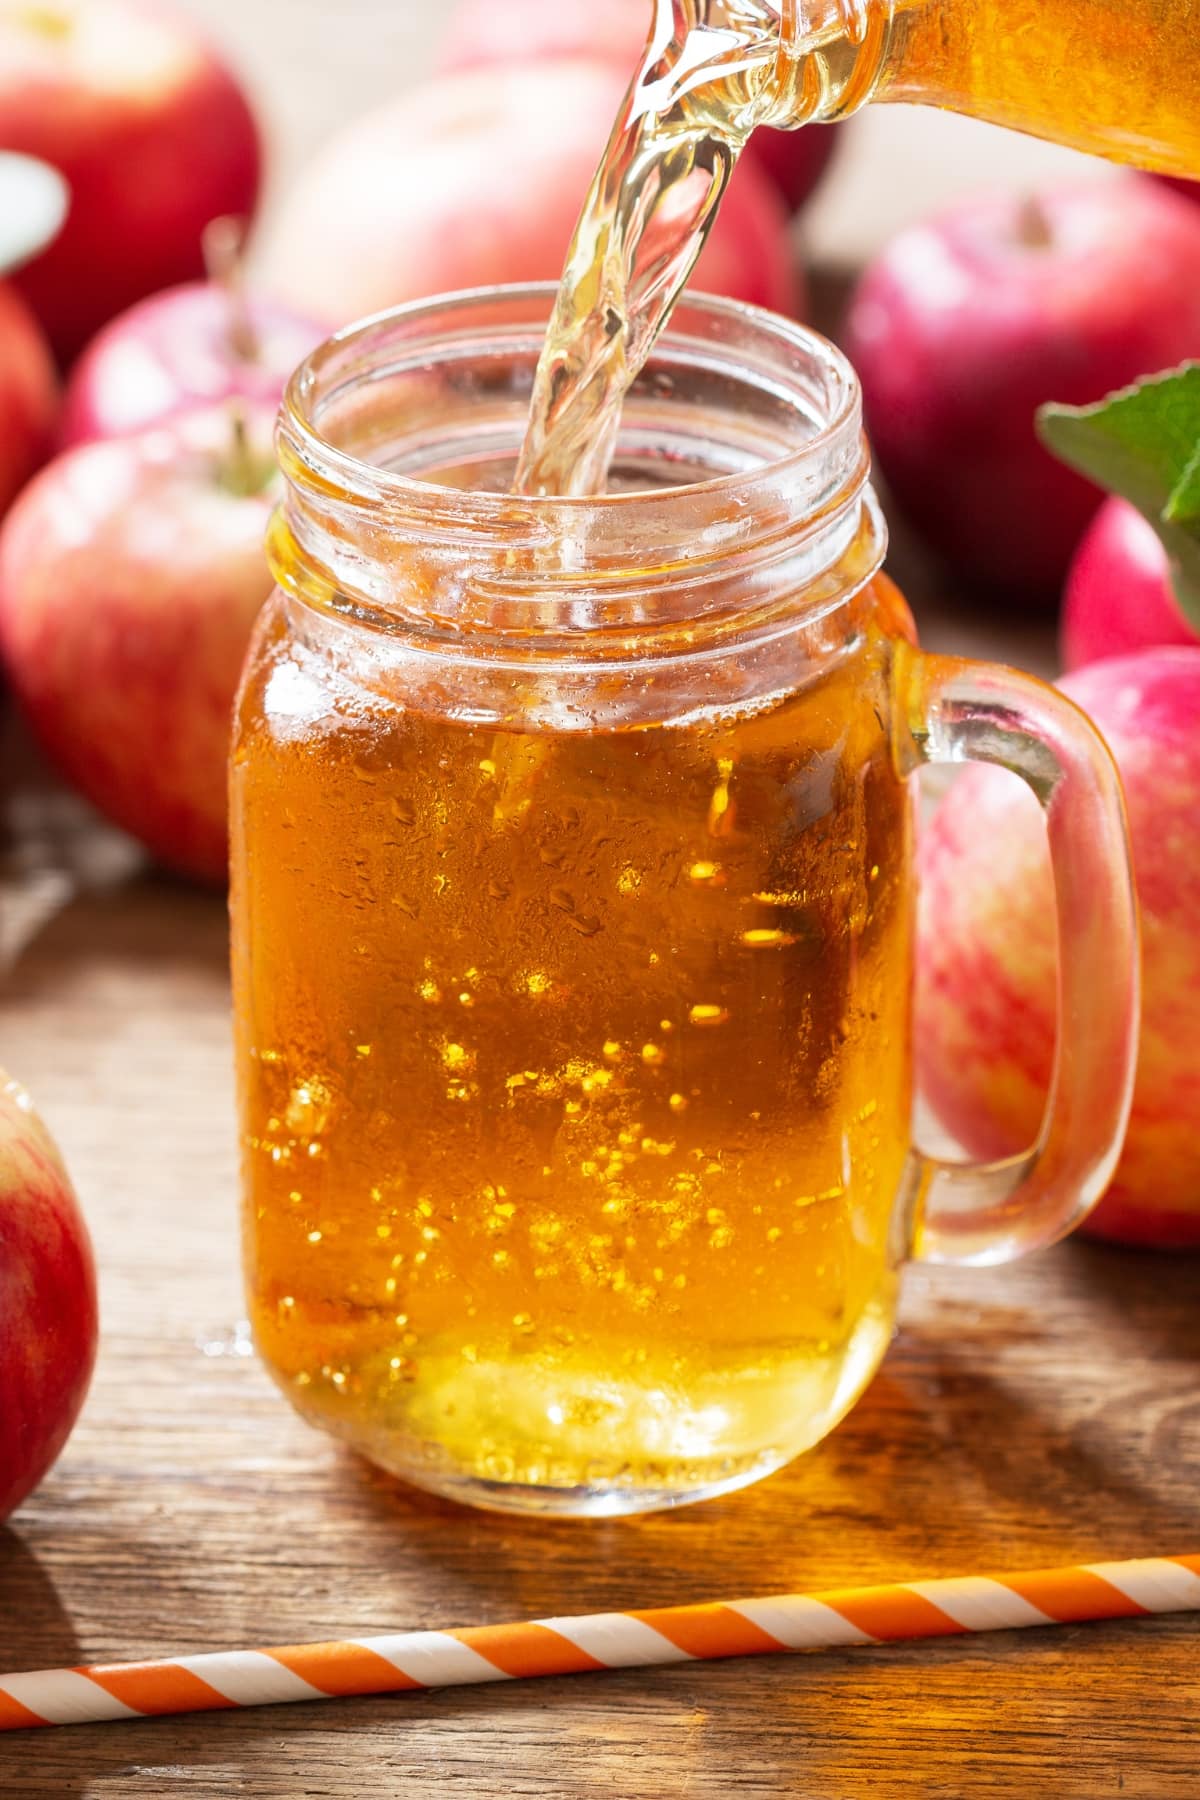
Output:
[[766, 0, 895, 126]]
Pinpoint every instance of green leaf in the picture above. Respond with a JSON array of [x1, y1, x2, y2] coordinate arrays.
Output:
[[1165, 438, 1200, 527], [1036, 363, 1200, 629]]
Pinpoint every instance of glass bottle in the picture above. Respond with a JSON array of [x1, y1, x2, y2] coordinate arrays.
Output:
[[686, 0, 1200, 178]]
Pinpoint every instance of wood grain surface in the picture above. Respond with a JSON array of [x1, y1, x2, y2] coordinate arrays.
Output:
[[1, 6, 1196, 1794]]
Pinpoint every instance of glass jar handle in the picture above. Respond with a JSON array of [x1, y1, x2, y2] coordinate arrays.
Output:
[[897, 650, 1140, 1267]]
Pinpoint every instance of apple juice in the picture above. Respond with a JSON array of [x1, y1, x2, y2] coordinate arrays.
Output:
[[231, 578, 912, 1504]]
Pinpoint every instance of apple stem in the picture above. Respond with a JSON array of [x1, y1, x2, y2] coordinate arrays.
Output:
[[216, 402, 277, 500], [1015, 195, 1055, 250], [223, 403, 257, 498], [203, 215, 258, 365]]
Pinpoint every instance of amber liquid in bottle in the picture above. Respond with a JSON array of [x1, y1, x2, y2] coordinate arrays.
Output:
[[881, 0, 1200, 176]]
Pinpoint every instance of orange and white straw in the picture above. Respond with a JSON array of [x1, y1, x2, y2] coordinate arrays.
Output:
[[2, 1553, 1197, 1733]]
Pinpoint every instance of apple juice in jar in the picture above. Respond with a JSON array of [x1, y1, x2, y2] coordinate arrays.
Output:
[[231, 290, 915, 1514]]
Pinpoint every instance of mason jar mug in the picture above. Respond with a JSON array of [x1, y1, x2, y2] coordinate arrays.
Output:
[[230, 286, 1138, 1516]]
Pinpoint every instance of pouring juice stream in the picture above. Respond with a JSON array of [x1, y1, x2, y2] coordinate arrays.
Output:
[[517, 0, 1200, 500]]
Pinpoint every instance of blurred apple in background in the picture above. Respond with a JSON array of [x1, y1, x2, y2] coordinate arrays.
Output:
[[1154, 175, 1200, 205], [844, 180, 1200, 600], [61, 278, 322, 447], [437, 0, 647, 72], [260, 59, 802, 332], [0, 1070, 97, 1523], [0, 152, 64, 517], [0, 147, 68, 278], [918, 647, 1200, 1248], [747, 123, 839, 216], [1062, 498, 1200, 670], [0, 283, 58, 518], [0, 0, 262, 362], [435, 0, 840, 218], [0, 405, 277, 882]]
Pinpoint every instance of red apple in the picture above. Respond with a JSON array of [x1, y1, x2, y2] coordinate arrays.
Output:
[[0, 0, 262, 362], [747, 122, 840, 216], [0, 282, 57, 517], [436, 0, 839, 215], [0, 148, 68, 278], [61, 281, 322, 447], [0, 1069, 97, 1522], [843, 180, 1200, 599], [260, 59, 803, 329], [0, 405, 277, 882], [1062, 498, 1200, 670], [918, 647, 1200, 1247], [1153, 175, 1200, 205]]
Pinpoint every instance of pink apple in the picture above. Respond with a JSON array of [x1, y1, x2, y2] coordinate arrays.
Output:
[[0, 405, 277, 882], [1062, 498, 1200, 670], [61, 281, 322, 447], [0, 0, 262, 361], [437, 0, 648, 74], [843, 180, 1200, 598], [0, 282, 57, 517], [0, 1069, 97, 1522], [260, 59, 803, 329], [918, 647, 1200, 1247], [436, 0, 839, 215]]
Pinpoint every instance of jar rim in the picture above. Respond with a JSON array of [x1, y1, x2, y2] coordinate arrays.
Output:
[[278, 281, 865, 538], [273, 282, 883, 643]]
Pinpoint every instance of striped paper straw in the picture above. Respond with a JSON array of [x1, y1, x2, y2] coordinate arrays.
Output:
[[2, 1553, 1197, 1733]]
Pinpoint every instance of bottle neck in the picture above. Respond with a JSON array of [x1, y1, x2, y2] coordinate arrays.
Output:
[[652, 1, 896, 129], [767, 0, 896, 124]]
